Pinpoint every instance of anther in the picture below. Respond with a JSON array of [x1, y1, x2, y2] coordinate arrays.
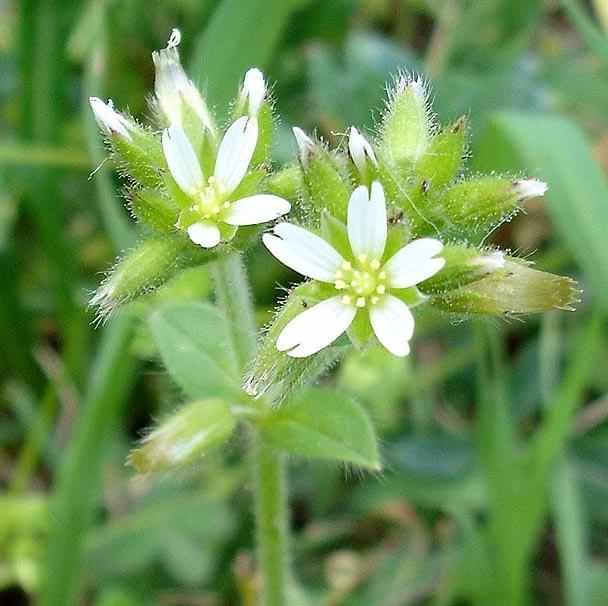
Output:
[[370, 259, 381, 270], [341, 261, 352, 271], [358, 253, 368, 263], [371, 296, 380, 304], [356, 297, 366, 308], [376, 285, 386, 295], [378, 271, 386, 280], [335, 280, 346, 289], [341, 295, 352, 305]]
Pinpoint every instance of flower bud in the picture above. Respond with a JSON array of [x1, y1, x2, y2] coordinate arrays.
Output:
[[410, 176, 547, 239], [431, 260, 580, 315], [419, 245, 506, 294], [128, 399, 236, 473], [380, 74, 433, 168], [240, 67, 266, 117], [348, 126, 378, 183], [293, 128, 350, 222], [90, 237, 215, 321], [245, 283, 346, 402], [152, 29, 216, 139], [89, 97, 133, 140]]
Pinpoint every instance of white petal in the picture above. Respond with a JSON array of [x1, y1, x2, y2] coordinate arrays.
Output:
[[243, 68, 266, 116], [187, 222, 221, 248], [384, 238, 445, 288], [262, 223, 344, 282], [167, 28, 181, 48], [89, 97, 131, 140], [513, 179, 548, 200], [223, 195, 290, 226], [347, 181, 387, 260], [348, 126, 377, 173], [162, 126, 203, 196], [369, 295, 414, 357], [214, 116, 258, 193], [277, 297, 356, 358]]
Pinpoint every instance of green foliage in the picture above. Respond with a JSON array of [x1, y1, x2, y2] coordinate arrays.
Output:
[[260, 388, 380, 469], [148, 302, 242, 400]]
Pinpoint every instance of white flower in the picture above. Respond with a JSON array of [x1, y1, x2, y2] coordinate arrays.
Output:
[[152, 29, 215, 135], [513, 179, 548, 200], [263, 181, 445, 357], [348, 126, 377, 176], [241, 68, 266, 116], [162, 117, 290, 248], [89, 97, 132, 140]]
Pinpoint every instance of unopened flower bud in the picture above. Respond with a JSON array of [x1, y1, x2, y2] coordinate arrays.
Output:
[[348, 127, 378, 182], [241, 68, 266, 116], [128, 399, 236, 473], [90, 237, 214, 321], [512, 179, 548, 200], [380, 74, 432, 167], [431, 260, 580, 315], [89, 97, 133, 140], [292, 127, 350, 221], [152, 29, 215, 138]]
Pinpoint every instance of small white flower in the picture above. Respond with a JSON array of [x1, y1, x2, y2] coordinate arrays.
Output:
[[348, 126, 377, 176], [89, 97, 132, 140], [242, 68, 266, 116], [162, 118, 290, 248], [292, 127, 315, 168], [263, 181, 445, 357], [152, 29, 215, 135], [513, 179, 548, 200]]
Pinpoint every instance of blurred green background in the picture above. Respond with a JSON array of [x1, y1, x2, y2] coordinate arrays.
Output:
[[2, 0, 608, 605]]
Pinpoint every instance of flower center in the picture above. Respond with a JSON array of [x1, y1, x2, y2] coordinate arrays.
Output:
[[194, 176, 230, 220], [334, 254, 387, 308]]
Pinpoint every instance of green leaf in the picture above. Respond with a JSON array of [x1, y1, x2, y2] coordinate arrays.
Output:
[[261, 388, 380, 469], [149, 302, 242, 400], [473, 112, 608, 309]]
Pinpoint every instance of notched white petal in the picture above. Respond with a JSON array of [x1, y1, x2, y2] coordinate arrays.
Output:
[[384, 237, 445, 288], [162, 126, 204, 196], [347, 181, 387, 259], [215, 116, 258, 194], [187, 222, 221, 248], [223, 195, 290, 226], [513, 179, 548, 200], [262, 223, 344, 282], [89, 97, 131, 140], [276, 296, 356, 358], [243, 68, 266, 116], [369, 295, 414, 357]]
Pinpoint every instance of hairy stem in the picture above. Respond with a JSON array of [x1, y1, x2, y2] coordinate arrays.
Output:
[[211, 252, 290, 605]]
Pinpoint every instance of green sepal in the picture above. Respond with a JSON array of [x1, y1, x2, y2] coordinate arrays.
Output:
[[251, 102, 274, 167], [265, 165, 303, 202], [419, 245, 505, 294], [113, 127, 165, 188], [346, 309, 373, 349], [411, 175, 522, 239], [259, 387, 381, 470], [431, 260, 580, 315], [91, 236, 216, 319], [230, 169, 266, 201], [379, 77, 432, 170], [303, 149, 350, 222], [218, 223, 238, 243], [130, 189, 179, 233], [128, 398, 236, 474], [383, 221, 411, 261], [164, 173, 193, 210], [414, 115, 467, 192], [392, 286, 429, 308], [320, 210, 350, 259]]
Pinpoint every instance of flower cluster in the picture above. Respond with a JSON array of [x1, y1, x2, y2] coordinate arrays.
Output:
[[90, 31, 579, 365]]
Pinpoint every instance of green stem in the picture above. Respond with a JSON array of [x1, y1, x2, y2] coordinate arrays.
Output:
[[254, 440, 290, 606], [211, 252, 290, 605]]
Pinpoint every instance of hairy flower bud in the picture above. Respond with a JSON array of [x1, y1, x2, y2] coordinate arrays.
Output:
[[292, 128, 350, 221], [129, 399, 236, 473], [380, 74, 433, 168], [431, 260, 580, 315], [348, 126, 378, 184]]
